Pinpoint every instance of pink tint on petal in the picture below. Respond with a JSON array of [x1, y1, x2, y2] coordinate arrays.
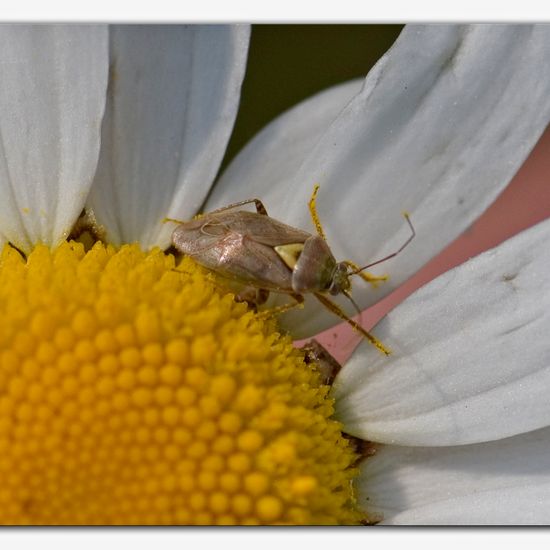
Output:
[[299, 125, 550, 365]]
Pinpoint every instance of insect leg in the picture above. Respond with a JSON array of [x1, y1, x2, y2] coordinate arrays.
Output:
[[314, 292, 391, 356], [164, 199, 269, 227], [205, 199, 269, 217], [308, 184, 327, 240], [163, 217, 187, 225], [343, 260, 388, 289], [255, 293, 305, 320]]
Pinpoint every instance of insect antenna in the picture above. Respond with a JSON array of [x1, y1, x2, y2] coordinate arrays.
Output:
[[342, 289, 363, 325], [350, 212, 415, 275], [314, 292, 391, 356]]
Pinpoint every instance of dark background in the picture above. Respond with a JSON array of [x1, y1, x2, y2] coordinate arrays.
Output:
[[221, 24, 403, 170]]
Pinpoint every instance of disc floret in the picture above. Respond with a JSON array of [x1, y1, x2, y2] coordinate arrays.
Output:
[[0, 241, 363, 525]]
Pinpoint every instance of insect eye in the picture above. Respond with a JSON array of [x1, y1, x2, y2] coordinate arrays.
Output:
[[328, 264, 350, 295]]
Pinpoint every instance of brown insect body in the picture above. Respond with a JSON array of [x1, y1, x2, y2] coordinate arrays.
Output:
[[169, 189, 414, 356], [172, 209, 343, 296]]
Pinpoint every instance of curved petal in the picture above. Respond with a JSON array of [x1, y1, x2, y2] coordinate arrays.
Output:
[[333, 217, 550, 446], [0, 25, 108, 253], [358, 427, 550, 525], [207, 79, 364, 208], [212, 25, 550, 338], [87, 24, 250, 249]]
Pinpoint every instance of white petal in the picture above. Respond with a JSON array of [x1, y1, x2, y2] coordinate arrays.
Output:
[[358, 426, 550, 525], [333, 217, 550, 446], [0, 25, 108, 253], [211, 25, 550, 338], [87, 25, 250, 249], [206, 79, 364, 208]]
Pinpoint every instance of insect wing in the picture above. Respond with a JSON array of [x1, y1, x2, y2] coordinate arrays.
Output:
[[213, 236, 296, 290], [171, 215, 232, 257], [219, 211, 311, 247], [172, 212, 300, 291]]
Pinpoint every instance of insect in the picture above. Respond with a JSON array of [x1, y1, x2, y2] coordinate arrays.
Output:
[[166, 185, 415, 355]]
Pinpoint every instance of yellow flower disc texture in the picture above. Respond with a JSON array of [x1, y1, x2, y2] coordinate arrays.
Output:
[[0, 242, 362, 525]]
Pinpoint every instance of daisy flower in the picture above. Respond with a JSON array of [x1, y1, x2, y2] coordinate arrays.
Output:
[[0, 24, 548, 525]]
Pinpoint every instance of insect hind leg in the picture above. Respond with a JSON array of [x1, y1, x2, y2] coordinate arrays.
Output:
[[163, 199, 269, 227], [314, 292, 391, 356], [207, 198, 268, 216]]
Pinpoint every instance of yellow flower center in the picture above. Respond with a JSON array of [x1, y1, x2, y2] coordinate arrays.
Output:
[[0, 241, 363, 525]]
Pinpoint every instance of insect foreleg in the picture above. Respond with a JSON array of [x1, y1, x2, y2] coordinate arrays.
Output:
[[313, 292, 391, 356], [343, 260, 388, 289]]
